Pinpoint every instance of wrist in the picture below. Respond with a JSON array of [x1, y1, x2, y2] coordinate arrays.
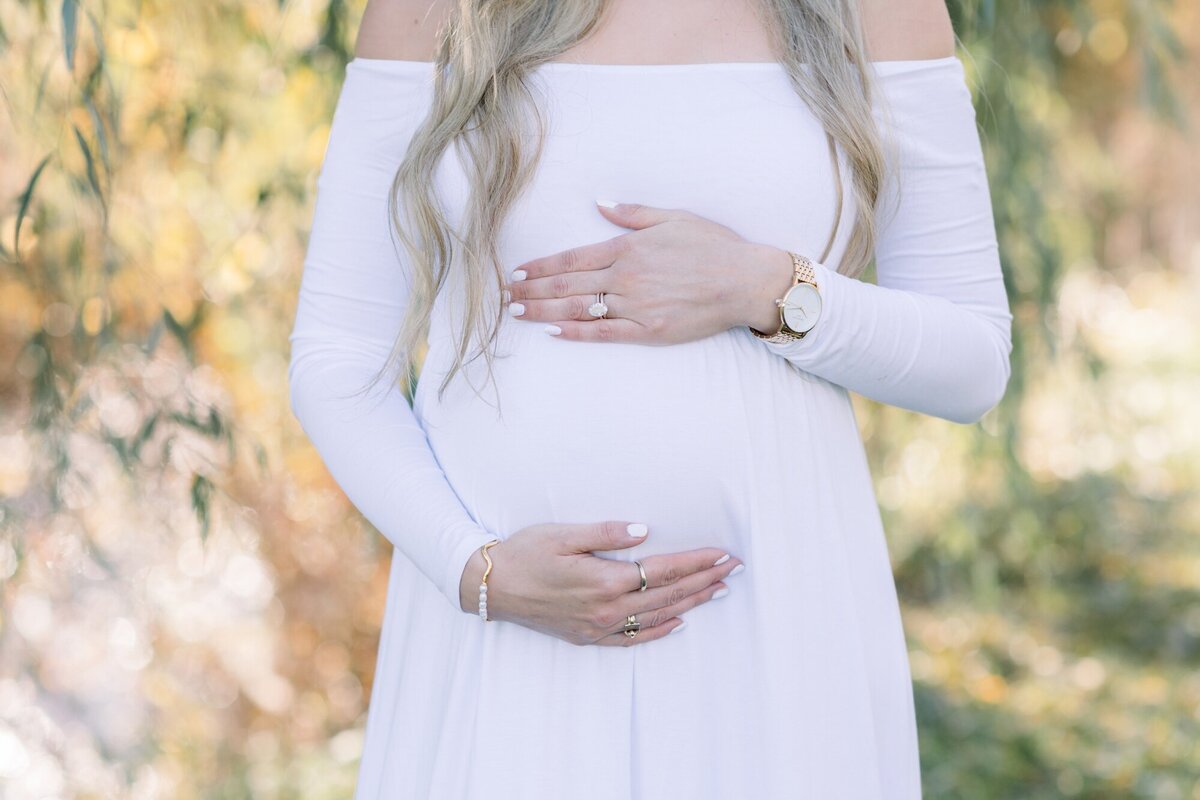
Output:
[[459, 546, 489, 614], [739, 243, 796, 332]]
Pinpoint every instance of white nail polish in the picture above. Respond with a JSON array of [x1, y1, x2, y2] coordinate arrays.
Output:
[[511, 269, 527, 281], [670, 619, 688, 635], [596, 198, 619, 208], [627, 523, 648, 538], [712, 554, 730, 567], [712, 587, 730, 600], [543, 324, 562, 336], [728, 563, 745, 577], [509, 303, 525, 317]]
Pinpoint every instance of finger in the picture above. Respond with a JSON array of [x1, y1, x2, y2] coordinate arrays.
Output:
[[612, 556, 740, 619], [513, 237, 622, 282], [609, 548, 735, 595], [596, 202, 694, 231], [511, 293, 628, 323], [593, 615, 687, 647], [616, 580, 729, 633], [506, 268, 609, 302], [597, 582, 724, 642], [545, 317, 645, 343], [560, 520, 652, 555]]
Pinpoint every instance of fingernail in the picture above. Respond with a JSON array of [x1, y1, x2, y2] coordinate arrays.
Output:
[[627, 523, 648, 538], [728, 563, 745, 577], [543, 324, 562, 336], [511, 269, 527, 281], [712, 587, 730, 600], [670, 619, 688, 635], [596, 198, 620, 209], [712, 554, 730, 567], [509, 303, 525, 317]]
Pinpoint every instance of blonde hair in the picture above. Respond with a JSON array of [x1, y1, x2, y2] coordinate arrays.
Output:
[[370, 0, 888, 408]]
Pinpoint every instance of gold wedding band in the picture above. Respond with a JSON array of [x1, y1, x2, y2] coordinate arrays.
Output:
[[633, 559, 648, 592]]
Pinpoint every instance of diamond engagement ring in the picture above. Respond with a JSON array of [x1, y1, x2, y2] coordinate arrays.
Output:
[[588, 292, 608, 319]]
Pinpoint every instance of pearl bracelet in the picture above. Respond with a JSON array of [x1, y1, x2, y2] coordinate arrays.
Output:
[[478, 539, 501, 622]]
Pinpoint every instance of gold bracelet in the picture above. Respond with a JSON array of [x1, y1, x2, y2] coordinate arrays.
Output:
[[478, 539, 501, 622]]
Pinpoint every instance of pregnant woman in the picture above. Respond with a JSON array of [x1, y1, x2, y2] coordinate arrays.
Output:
[[287, 0, 1013, 796]]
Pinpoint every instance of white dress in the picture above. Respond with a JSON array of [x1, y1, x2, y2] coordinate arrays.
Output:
[[289, 55, 1012, 799]]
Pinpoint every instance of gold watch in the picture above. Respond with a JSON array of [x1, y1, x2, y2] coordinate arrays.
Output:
[[749, 251, 823, 344]]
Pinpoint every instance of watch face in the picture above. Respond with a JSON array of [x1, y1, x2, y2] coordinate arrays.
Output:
[[781, 284, 821, 334]]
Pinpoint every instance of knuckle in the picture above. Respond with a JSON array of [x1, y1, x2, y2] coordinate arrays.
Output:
[[668, 586, 686, 607], [561, 248, 581, 272], [566, 294, 588, 319], [579, 619, 603, 642], [603, 571, 628, 597], [551, 274, 572, 297], [590, 573, 614, 600], [589, 605, 617, 633], [596, 321, 614, 342], [609, 268, 630, 294], [629, 237, 650, 262], [660, 564, 680, 585], [611, 234, 633, 258]]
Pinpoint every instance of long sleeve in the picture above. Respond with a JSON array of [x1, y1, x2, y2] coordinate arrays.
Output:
[[756, 56, 1014, 425], [288, 60, 495, 614]]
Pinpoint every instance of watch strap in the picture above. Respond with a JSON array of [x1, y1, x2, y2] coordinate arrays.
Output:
[[750, 252, 819, 343]]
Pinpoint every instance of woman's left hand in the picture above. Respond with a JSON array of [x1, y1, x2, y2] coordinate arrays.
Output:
[[502, 201, 793, 344]]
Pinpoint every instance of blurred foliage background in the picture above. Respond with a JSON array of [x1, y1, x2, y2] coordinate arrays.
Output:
[[0, 0, 1197, 797]]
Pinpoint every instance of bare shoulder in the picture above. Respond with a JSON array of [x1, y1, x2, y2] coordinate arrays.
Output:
[[859, 0, 956, 61], [355, 0, 453, 61]]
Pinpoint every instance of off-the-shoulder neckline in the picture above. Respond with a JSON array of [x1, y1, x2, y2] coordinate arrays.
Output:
[[348, 55, 961, 74]]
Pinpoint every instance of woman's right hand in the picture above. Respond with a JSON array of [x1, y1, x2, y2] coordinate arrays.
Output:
[[458, 521, 744, 646]]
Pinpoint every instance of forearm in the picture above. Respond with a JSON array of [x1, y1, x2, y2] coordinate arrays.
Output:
[[289, 349, 497, 611], [734, 242, 1012, 425], [288, 60, 495, 614], [735, 58, 1014, 425]]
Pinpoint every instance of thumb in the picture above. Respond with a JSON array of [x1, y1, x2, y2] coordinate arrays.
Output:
[[564, 520, 649, 554], [595, 199, 686, 230]]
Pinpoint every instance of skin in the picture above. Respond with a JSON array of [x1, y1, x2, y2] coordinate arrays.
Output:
[[356, 0, 956, 646], [505, 207, 794, 339]]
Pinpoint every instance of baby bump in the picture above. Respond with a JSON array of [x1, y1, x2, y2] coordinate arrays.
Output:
[[416, 330, 755, 561]]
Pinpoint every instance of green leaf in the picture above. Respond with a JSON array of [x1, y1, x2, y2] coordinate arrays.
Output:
[[73, 124, 106, 218], [162, 308, 193, 357], [144, 318, 165, 355], [14, 154, 52, 256], [62, 0, 78, 71], [131, 412, 161, 460], [86, 98, 110, 170], [190, 473, 213, 542]]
